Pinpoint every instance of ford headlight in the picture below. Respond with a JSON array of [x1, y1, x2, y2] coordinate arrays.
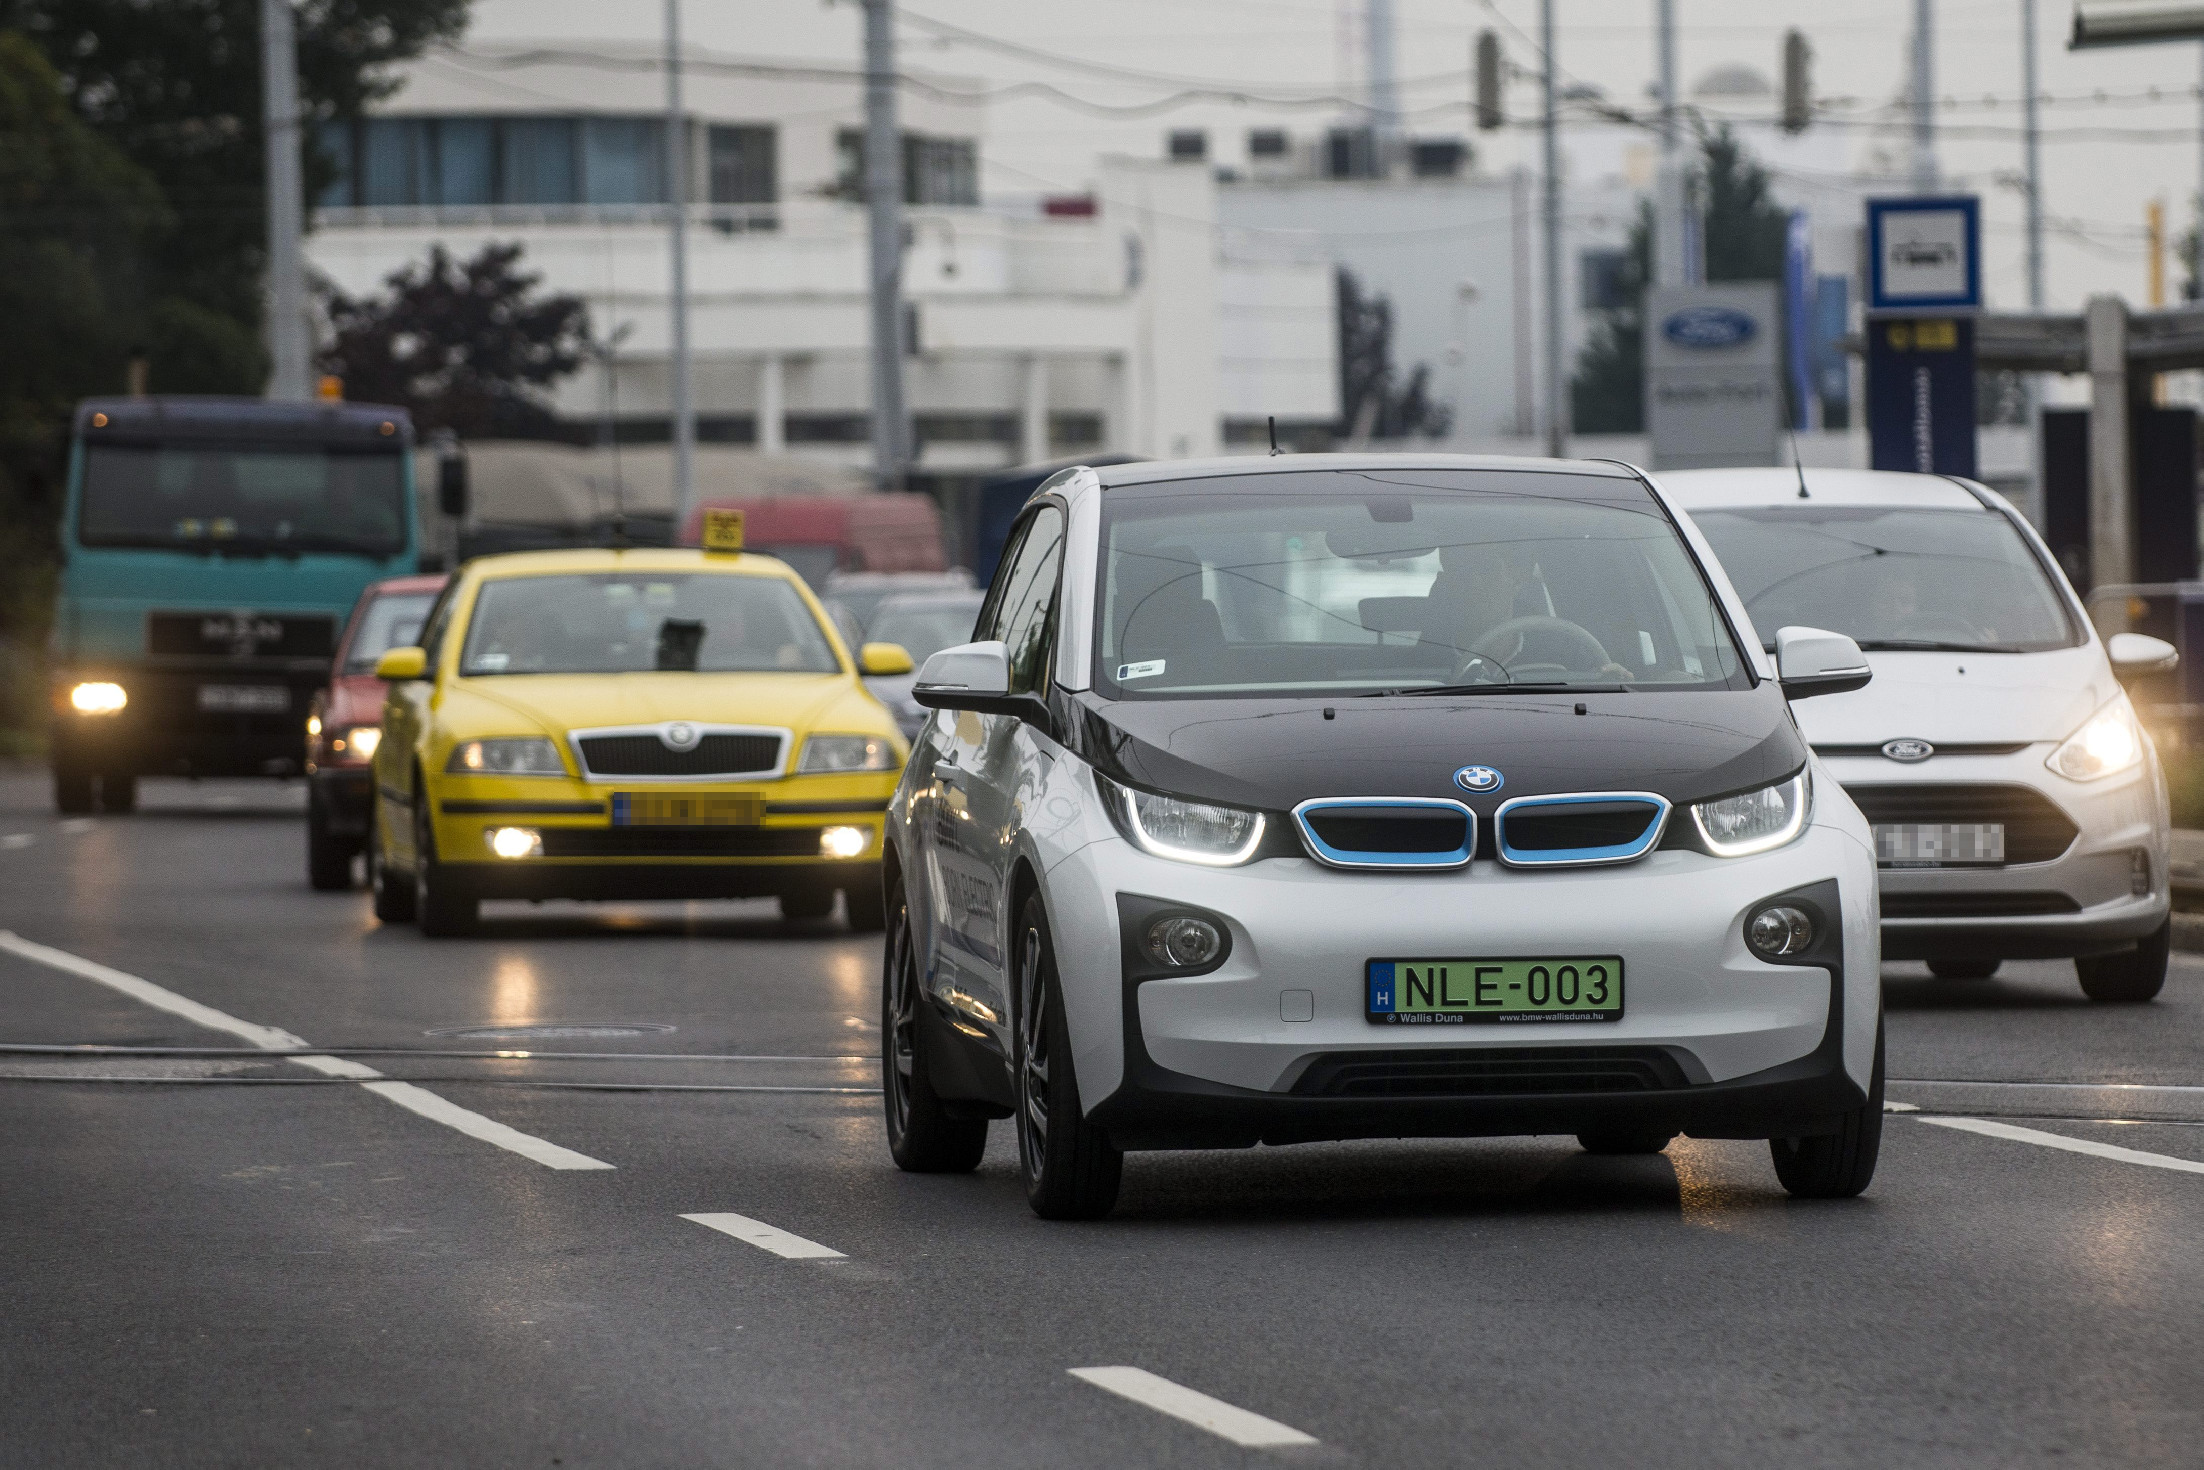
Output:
[[447, 737, 566, 776], [1097, 771, 1265, 866], [2047, 696, 2144, 782], [1690, 771, 1811, 857]]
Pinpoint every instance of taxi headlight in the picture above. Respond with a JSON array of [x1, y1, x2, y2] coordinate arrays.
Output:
[[69, 682, 127, 715], [819, 825, 870, 858], [2048, 697, 2144, 782], [1690, 771, 1812, 858], [333, 726, 382, 761], [447, 737, 565, 776], [798, 734, 898, 773], [1097, 771, 1266, 866]]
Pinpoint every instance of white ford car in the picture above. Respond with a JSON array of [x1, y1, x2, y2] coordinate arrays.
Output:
[[879, 456, 1885, 1219], [1665, 468, 2173, 1003]]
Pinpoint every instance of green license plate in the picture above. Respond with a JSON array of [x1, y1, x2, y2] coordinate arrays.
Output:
[[1366, 957, 1623, 1025]]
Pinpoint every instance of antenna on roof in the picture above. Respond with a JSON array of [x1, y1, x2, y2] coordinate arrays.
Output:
[[1789, 426, 1810, 499], [1268, 415, 1282, 456]]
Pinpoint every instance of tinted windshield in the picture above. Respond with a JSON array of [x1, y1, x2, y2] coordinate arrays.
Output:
[[343, 592, 437, 673], [79, 444, 407, 557], [864, 594, 984, 664], [460, 573, 841, 676], [1096, 468, 1749, 698], [1691, 505, 2079, 653]]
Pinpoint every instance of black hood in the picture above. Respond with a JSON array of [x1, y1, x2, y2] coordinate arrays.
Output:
[[1064, 685, 1805, 815]]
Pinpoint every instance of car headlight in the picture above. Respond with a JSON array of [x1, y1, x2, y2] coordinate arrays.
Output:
[[1690, 771, 1812, 857], [2047, 696, 2144, 782], [332, 726, 382, 761], [1096, 771, 1266, 866], [446, 737, 566, 776], [798, 734, 898, 773], [69, 682, 127, 715]]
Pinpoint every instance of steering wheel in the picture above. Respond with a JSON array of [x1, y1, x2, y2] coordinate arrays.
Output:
[[1460, 615, 1614, 681]]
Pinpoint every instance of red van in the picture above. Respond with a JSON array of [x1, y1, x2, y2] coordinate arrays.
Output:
[[678, 495, 946, 588]]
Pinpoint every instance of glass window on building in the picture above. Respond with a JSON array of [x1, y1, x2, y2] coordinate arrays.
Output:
[[582, 117, 666, 205], [502, 117, 581, 205], [360, 118, 432, 206], [434, 118, 496, 205], [835, 129, 979, 206], [708, 125, 776, 204], [315, 119, 354, 207]]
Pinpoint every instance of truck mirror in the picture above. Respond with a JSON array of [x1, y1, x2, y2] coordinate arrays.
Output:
[[437, 455, 469, 519]]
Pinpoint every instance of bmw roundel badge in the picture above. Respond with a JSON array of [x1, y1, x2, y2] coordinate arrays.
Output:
[[1453, 765, 1504, 794], [662, 721, 701, 751]]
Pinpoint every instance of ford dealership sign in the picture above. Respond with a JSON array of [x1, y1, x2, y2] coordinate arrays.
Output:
[[1661, 305, 1758, 350]]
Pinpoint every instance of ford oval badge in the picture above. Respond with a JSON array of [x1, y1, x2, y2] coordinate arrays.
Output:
[[1662, 305, 1758, 350], [1453, 765, 1504, 794], [1880, 738, 1934, 763]]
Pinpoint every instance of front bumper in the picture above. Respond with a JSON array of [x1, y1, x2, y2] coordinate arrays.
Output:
[[52, 665, 321, 778]]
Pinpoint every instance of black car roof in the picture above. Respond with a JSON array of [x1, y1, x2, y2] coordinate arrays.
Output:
[[1087, 453, 1642, 490]]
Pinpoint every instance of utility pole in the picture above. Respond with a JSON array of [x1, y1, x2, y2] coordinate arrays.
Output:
[[1911, 0, 1938, 193], [1653, 0, 1686, 288], [665, 0, 696, 530], [2023, 0, 2046, 309], [1366, 0, 1402, 152], [2196, 43, 2204, 299], [863, 0, 908, 492], [1541, 0, 1564, 457], [260, 0, 310, 401]]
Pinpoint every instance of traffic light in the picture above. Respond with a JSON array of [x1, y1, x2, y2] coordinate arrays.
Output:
[[1475, 31, 1503, 131], [1781, 29, 1811, 133]]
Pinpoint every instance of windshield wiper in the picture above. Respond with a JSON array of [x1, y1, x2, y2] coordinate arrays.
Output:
[[1853, 639, 2033, 654], [1375, 681, 1587, 697]]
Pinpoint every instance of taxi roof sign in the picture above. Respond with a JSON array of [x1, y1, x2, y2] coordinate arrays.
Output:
[[700, 507, 745, 554]]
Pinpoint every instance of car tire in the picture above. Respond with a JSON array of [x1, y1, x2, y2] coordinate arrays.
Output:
[[1928, 958, 2000, 980], [844, 880, 886, 933], [881, 882, 987, 1174], [98, 773, 137, 813], [307, 793, 354, 891], [1770, 1021, 1884, 1200], [413, 799, 477, 938], [779, 888, 835, 922], [2076, 919, 2170, 1004], [1013, 893, 1122, 1221], [367, 800, 415, 923], [53, 760, 94, 816], [1576, 1127, 1674, 1155]]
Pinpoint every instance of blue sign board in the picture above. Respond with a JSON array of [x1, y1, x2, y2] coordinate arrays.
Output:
[[1866, 196, 1981, 313], [1866, 316, 1978, 477]]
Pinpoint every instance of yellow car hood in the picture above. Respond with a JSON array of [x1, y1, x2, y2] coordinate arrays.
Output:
[[446, 672, 896, 741]]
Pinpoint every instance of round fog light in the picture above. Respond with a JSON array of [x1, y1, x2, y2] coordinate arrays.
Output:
[[1144, 915, 1223, 968], [1747, 904, 1814, 959], [819, 825, 869, 859], [486, 826, 542, 859]]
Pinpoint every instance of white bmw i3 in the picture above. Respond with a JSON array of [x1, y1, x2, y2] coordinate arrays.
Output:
[[881, 455, 1884, 1219]]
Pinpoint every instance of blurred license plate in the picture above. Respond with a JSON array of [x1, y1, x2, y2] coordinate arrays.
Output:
[[1366, 957, 1623, 1025], [196, 684, 288, 713], [1875, 823, 2004, 865], [612, 793, 761, 827]]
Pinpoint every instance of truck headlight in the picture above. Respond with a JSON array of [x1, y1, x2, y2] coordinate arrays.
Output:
[[1690, 771, 1811, 857], [2047, 696, 2144, 782], [447, 737, 566, 776], [1096, 771, 1266, 866], [798, 734, 898, 773], [69, 682, 127, 715]]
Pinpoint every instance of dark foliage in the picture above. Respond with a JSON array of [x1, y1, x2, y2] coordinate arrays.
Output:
[[321, 242, 591, 440], [1337, 266, 1452, 440]]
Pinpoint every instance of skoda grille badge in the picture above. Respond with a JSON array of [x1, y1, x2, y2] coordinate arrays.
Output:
[[662, 722, 701, 751], [1881, 738, 1934, 763], [1453, 765, 1504, 794]]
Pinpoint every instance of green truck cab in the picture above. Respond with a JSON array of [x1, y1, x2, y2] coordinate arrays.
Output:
[[49, 397, 424, 813]]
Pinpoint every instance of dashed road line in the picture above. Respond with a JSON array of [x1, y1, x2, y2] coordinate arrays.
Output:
[[1, 834, 31, 850], [1917, 1115, 2204, 1175], [1068, 1367, 1319, 1449], [0, 930, 613, 1171], [681, 1212, 846, 1259]]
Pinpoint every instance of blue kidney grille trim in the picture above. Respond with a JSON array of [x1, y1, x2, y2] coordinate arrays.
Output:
[[1494, 792, 1672, 867], [1453, 765, 1504, 794], [1293, 798, 1477, 870], [1662, 305, 1757, 349]]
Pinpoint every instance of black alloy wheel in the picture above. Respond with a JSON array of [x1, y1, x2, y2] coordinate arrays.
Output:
[[413, 797, 478, 938], [1013, 893, 1122, 1220], [2076, 919, 2170, 1003], [52, 759, 94, 816], [1770, 1020, 1884, 1199], [306, 790, 353, 891], [1928, 958, 2000, 980], [368, 798, 415, 923], [779, 888, 835, 922], [1576, 1127, 1675, 1155], [881, 886, 986, 1173], [844, 880, 886, 933]]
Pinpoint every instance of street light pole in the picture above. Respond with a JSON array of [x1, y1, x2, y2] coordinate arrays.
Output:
[[1911, 0, 1938, 193], [260, 0, 310, 401], [863, 0, 908, 492], [1542, 0, 1564, 457], [1653, 0, 1684, 289], [2023, 0, 2045, 309], [665, 0, 696, 531]]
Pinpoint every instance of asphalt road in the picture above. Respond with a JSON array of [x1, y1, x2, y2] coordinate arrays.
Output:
[[4, 772, 2203, 1468]]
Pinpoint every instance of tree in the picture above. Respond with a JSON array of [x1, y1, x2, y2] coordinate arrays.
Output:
[[1337, 267, 1452, 440], [1568, 126, 1792, 434], [321, 242, 591, 440]]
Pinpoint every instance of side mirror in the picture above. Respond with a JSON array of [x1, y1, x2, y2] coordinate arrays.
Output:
[[437, 454, 469, 519], [1773, 625, 1871, 700], [859, 641, 915, 676], [375, 646, 428, 682], [909, 639, 1047, 725], [2107, 631, 2178, 678]]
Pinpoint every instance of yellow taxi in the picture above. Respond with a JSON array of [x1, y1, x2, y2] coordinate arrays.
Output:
[[366, 541, 913, 937]]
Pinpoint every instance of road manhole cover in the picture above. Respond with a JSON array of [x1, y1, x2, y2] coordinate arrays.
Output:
[[427, 1023, 679, 1040]]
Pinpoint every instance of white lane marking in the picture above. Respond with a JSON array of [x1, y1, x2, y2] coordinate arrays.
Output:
[[1068, 1367, 1319, 1449], [0, 930, 613, 1171], [1919, 1116, 2204, 1175], [681, 1212, 846, 1260], [1, 834, 31, 850], [58, 818, 94, 834], [1884, 1101, 1920, 1113]]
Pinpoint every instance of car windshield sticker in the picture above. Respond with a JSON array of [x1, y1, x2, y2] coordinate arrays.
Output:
[[1118, 659, 1166, 681], [472, 651, 511, 671]]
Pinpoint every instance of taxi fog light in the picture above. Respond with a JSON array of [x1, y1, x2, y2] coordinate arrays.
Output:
[[69, 682, 127, 715], [486, 826, 543, 859], [1691, 772, 1811, 857], [798, 734, 898, 773], [820, 824, 869, 858], [448, 737, 565, 776], [344, 726, 382, 761], [2048, 698, 2144, 782], [1144, 915, 1224, 968], [1747, 904, 1815, 959]]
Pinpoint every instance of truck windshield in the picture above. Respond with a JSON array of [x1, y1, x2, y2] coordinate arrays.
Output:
[[79, 443, 408, 557], [1690, 504, 2081, 653], [460, 573, 842, 676]]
